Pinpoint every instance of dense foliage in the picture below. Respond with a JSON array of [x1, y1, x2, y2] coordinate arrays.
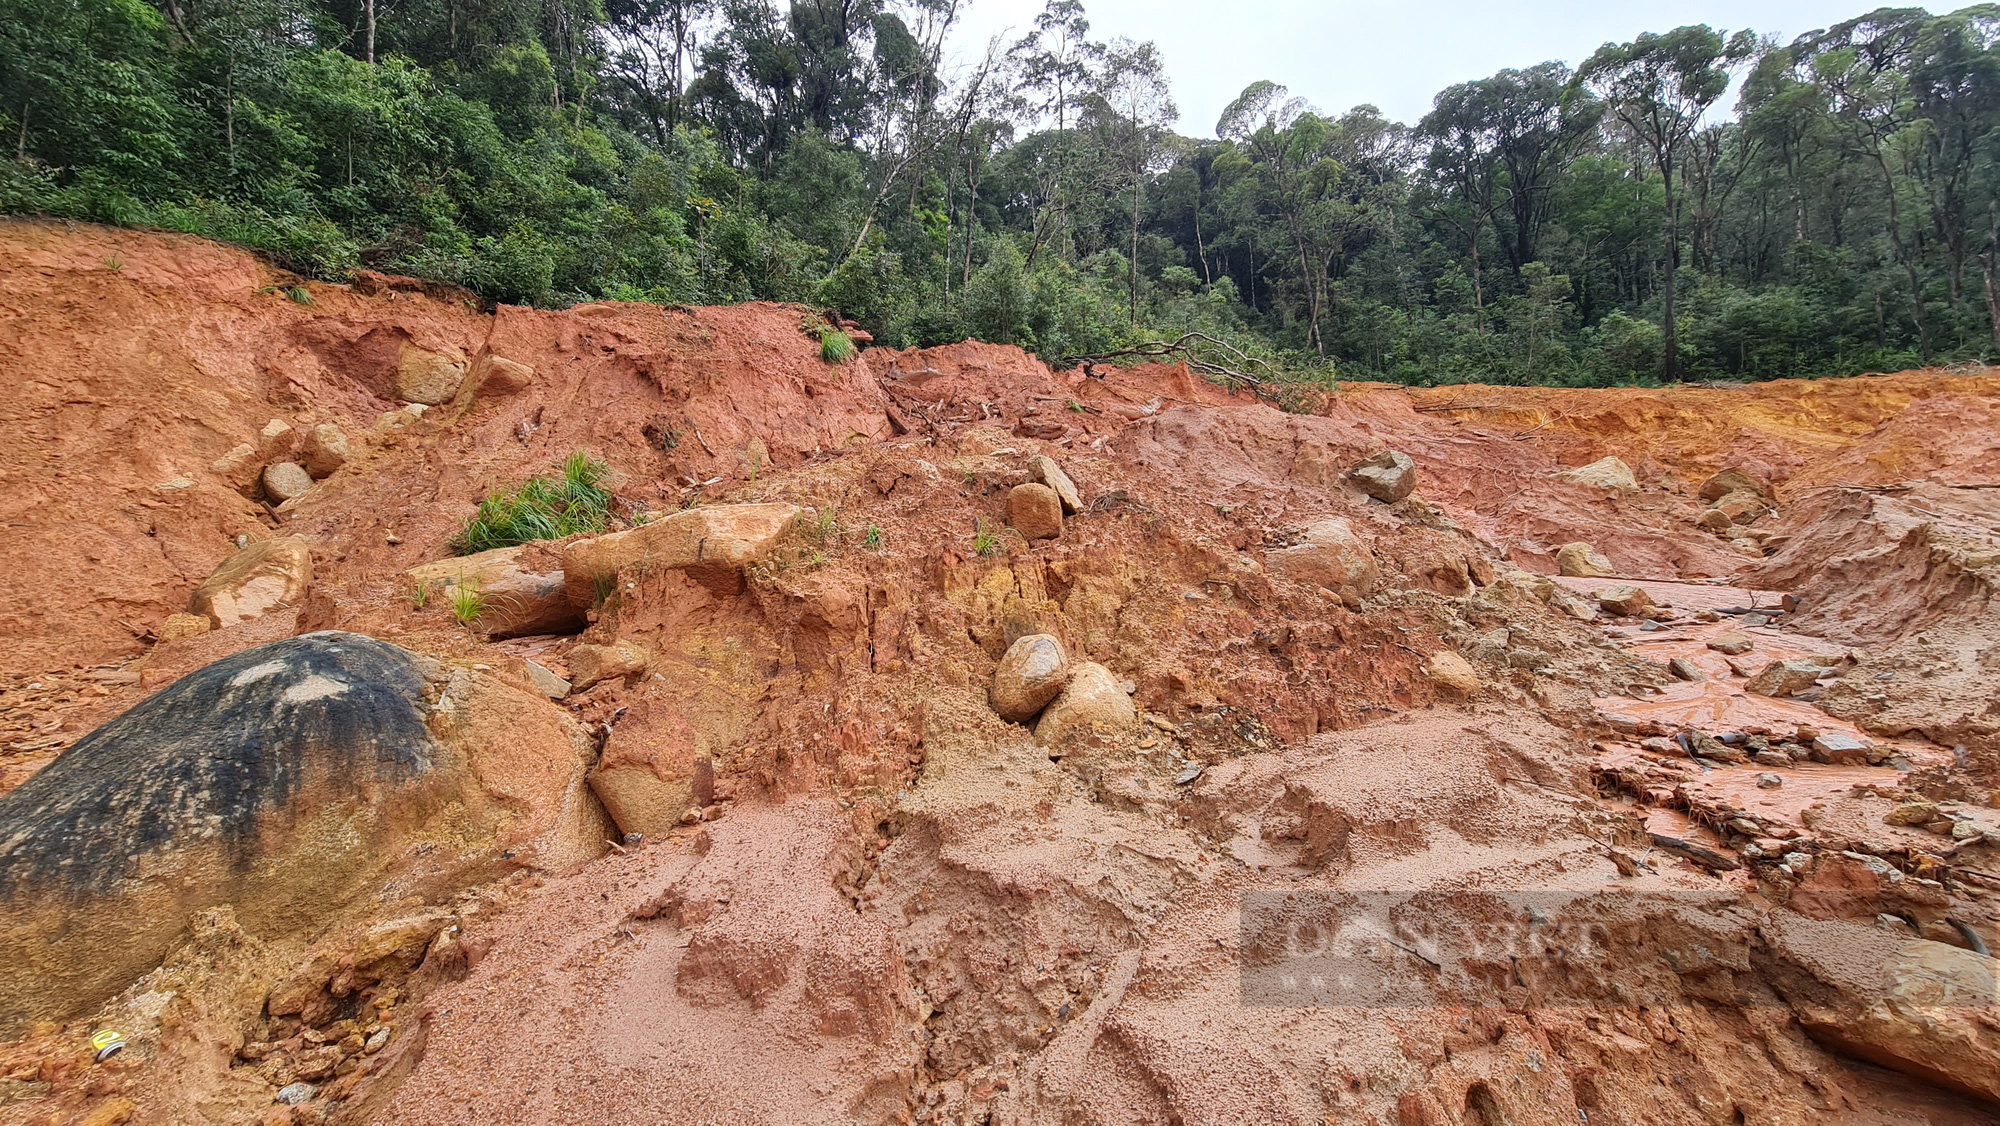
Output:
[[5, 0, 1999, 385]]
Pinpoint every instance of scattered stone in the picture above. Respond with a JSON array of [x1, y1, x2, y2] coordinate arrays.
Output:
[[1026, 455, 1081, 515], [1739, 612, 1772, 628], [1757, 773, 1784, 789], [1562, 456, 1638, 491], [409, 546, 582, 639], [1699, 468, 1773, 503], [299, 424, 350, 479], [159, 611, 213, 642], [1556, 542, 1615, 578], [1008, 482, 1065, 540], [261, 462, 314, 502], [258, 418, 296, 458], [1745, 659, 1825, 698], [187, 536, 313, 628], [210, 442, 263, 493], [1950, 820, 1981, 841], [562, 503, 801, 607], [990, 634, 1071, 723], [1034, 661, 1137, 746], [275, 1083, 316, 1107], [1695, 508, 1733, 534], [1265, 517, 1380, 595], [1689, 730, 1747, 763], [1349, 449, 1416, 503], [1424, 650, 1481, 694], [1884, 802, 1940, 827], [1753, 750, 1791, 767], [1594, 584, 1654, 616], [1708, 632, 1754, 656], [395, 344, 466, 405], [567, 640, 649, 691], [1668, 657, 1705, 682], [1809, 732, 1871, 766], [1174, 761, 1203, 785], [522, 659, 570, 700], [1639, 737, 1679, 756], [1781, 593, 1802, 613]]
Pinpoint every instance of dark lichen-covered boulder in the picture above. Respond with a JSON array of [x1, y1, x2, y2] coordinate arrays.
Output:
[[0, 631, 610, 1030]]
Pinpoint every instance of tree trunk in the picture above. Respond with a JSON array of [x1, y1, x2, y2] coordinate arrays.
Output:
[[365, 0, 376, 64], [1660, 156, 1679, 383], [14, 102, 27, 161], [1129, 176, 1141, 328]]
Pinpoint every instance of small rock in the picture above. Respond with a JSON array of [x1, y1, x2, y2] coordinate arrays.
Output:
[[1707, 632, 1754, 656], [1885, 802, 1941, 827], [1556, 542, 1615, 578], [1694, 609, 1721, 623], [1349, 449, 1417, 503], [1563, 456, 1638, 491], [1689, 730, 1747, 763], [1008, 483, 1065, 541], [567, 640, 649, 690], [363, 1028, 390, 1054], [1951, 820, 1981, 841], [1757, 773, 1784, 789], [1595, 584, 1654, 616], [1668, 657, 1705, 682], [1424, 650, 1480, 693], [1027, 455, 1081, 515], [1608, 848, 1640, 877], [1713, 490, 1772, 525], [1810, 732, 1872, 765], [1744, 659, 1825, 698], [210, 443, 263, 494], [1698, 468, 1773, 503], [1695, 508, 1734, 534], [1639, 737, 1679, 755], [300, 424, 350, 479], [522, 659, 570, 700], [1739, 611, 1772, 628], [275, 1083, 316, 1107], [1174, 762, 1203, 785], [1752, 751, 1791, 767], [159, 611, 213, 642], [261, 463, 314, 502], [258, 418, 296, 458], [990, 634, 1071, 723], [470, 355, 535, 397]]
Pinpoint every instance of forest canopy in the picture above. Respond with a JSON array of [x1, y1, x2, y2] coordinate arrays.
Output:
[[5, 0, 1999, 386]]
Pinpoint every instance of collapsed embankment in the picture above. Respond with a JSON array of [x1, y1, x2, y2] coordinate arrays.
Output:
[[2, 221, 1999, 1126]]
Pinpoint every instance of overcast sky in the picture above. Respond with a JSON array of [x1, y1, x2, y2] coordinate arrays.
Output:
[[946, 0, 1912, 134]]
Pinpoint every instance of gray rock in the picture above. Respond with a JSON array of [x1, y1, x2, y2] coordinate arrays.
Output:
[[1668, 657, 1705, 682], [1811, 732, 1872, 765], [1757, 773, 1784, 789], [1027, 455, 1081, 515], [523, 659, 570, 700], [276, 1082, 317, 1106], [261, 462, 314, 502], [1349, 449, 1416, 503]]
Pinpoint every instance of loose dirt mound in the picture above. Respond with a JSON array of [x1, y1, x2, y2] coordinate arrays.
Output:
[[3, 223, 1999, 1126]]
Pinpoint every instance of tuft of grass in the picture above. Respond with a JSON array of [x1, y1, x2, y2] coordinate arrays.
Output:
[[454, 451, 613, 554], [288, 285, 313, 305], [972, 519, 1001, 557], [409, 579, 436, 610], [864, 523, 882, 552], [447, 578, 488, 626], [806, 505, 842, 546], [818, 325, 856, 364], [103, 254, 123, 271]]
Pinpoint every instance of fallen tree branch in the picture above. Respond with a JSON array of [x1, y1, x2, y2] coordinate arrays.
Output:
[[1078, 332, 1281, 392]]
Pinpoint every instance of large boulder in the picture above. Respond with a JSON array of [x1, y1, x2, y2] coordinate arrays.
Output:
[[394, 344, 466, 405], [562, 502, 801, 608], [1562, 456, 1638, 491], [299, 423, 351, 479], [990, 634, 1071, 723], [1594, 584, 1655, 617], [1265, 517, 1380, 595], [1764, 915, 2000, 1104], [1556, 541, 1616, 578], [187, 536, 313, 628], [1008, 483, 1064, 541], [1034, 662, 1137, 747], [0, 632, 608, 1031], [1349, 449, 1417, 503], [408, 546, 582, 639]]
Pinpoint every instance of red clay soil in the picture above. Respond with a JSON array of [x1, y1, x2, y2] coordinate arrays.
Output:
[[3, 221, 2000, 1126]]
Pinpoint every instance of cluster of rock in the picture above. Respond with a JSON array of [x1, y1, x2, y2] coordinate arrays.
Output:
[[1694, 468, 1780, 551], [987, 633, 1137, 746], [209, 418, 352, 506], [1006, 455, 1082, 540]]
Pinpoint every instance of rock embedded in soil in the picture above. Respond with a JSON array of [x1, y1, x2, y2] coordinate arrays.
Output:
[[257, 417, 296, 458], [394, 343, 466, 405], [1668, 657, 1705, 682], [0, 631, 607, 1031], [467, 354, 535, 398], [1348, 448, 1417, 502], [1033, 661, 1136, 746], [1745, 659, 1826, 698], [1708, 631, 1755, 656], [1811, 732, 1872, 764], [1714, 491, 1773, 525], [186, 536, 313, 628], [1556, 541, 1616, 577], [1424, 649, 1480, 693], [1007, 482, 1064, 541], [566, 640, 648, 691], [300, 423, 350, 479], [261, 462, 314, 502], [989, 634, 1070, 723], [561, 502, 801, 608], [408, 546, 581, 639], [1563, 455, 1638, 491], [1026, 454, 1081, 515], [209, 442, 262, 494], [1696, 508, 1734, 534], [522, 659, 569, 699], [1594, 584, 1655, 616], [1265, 516, 1380, 595], [159, 610, 212, 641], [1700, 467, 1773, 503]]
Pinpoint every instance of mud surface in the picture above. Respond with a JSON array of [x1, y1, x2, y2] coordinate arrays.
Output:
[[1, 222, 1998, 1126]]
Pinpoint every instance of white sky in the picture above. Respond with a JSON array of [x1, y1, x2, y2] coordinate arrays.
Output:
[[946, 0, 1914, 133]]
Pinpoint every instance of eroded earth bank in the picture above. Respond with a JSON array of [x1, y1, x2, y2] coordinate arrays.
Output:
[[1, 221, 1998, 1126]]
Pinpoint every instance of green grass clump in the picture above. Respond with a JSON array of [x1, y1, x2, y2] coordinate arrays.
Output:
[[818, 326, 856, 364], [972, 519, 1001, 557], [447, 580, 489, 625], [454, 451, 612, 554]]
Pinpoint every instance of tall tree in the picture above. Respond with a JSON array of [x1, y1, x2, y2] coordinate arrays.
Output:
[[1084, 37, 1175, 325], [1576, 25, 1755, 381]]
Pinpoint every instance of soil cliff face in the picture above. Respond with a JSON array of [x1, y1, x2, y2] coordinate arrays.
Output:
[[2, 221, 1998, 1126]]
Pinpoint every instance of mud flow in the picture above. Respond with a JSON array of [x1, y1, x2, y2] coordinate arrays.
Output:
[[2, 223, 1998, 1126]]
